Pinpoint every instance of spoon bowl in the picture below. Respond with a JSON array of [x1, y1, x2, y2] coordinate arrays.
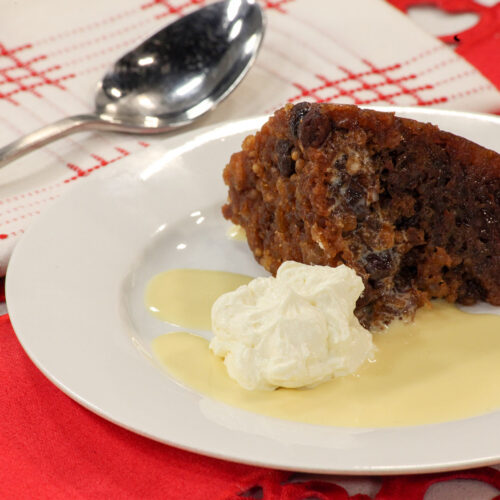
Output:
[[0, 0, 264, 167], [96, 0, 264, 129]]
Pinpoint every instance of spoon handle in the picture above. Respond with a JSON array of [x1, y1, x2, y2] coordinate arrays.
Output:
[[0, 115, 137, 168]]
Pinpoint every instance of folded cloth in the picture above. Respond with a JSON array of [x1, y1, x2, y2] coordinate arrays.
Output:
[[1, 312, 500, 498], [1, 0, 500, 274]]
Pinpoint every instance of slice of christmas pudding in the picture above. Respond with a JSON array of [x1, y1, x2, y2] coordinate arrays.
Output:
[[222, 103, 500, 329]]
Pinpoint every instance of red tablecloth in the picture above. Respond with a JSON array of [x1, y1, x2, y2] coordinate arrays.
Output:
[[1, 312, 500, 498], [2, 1, 500, 498], [388, 0, 500, 91]]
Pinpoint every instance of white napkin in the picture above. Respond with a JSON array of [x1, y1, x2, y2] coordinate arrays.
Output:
[[1, 0, 499, 275]]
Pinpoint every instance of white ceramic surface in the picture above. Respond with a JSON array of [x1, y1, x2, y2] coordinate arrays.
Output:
[[6, 108, 500, 474]]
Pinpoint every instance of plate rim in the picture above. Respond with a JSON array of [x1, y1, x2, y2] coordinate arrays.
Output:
[[6, 107, 500, 475]]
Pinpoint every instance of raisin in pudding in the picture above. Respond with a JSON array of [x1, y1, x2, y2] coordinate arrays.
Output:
[[221, 103, 500, 329]]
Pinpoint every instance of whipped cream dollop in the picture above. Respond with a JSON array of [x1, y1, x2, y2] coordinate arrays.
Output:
[[209, 261, 374, 391]]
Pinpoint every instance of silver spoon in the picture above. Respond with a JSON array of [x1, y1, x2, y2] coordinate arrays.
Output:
[[0, 0, 264, 167]]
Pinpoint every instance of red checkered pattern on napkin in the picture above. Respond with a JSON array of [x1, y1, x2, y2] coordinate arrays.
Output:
[[1, 0, 500, 274], [388, 0, 500, 89]]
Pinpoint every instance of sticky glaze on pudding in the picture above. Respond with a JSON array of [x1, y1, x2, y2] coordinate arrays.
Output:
[[221, 103, 500, 329]]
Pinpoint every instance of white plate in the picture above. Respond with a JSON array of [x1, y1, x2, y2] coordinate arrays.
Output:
[[6, 107, 500, 475]]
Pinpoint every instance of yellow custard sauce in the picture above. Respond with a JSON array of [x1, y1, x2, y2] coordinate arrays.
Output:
[[147, 268, 500, 427], [226, 224, 247, 241], [146, 269, 252, 330]]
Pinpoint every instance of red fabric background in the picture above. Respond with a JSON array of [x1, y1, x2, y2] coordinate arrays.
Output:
[[2, 311, 500, 499], [387, 0, 500, 90], [0, 314, 272, 499]]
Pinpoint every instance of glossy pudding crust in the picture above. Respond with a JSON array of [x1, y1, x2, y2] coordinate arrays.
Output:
[[221, 103, 500, 329]]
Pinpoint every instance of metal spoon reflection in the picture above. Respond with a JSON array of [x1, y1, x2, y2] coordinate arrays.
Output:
[[0, 0, 264, 167]]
